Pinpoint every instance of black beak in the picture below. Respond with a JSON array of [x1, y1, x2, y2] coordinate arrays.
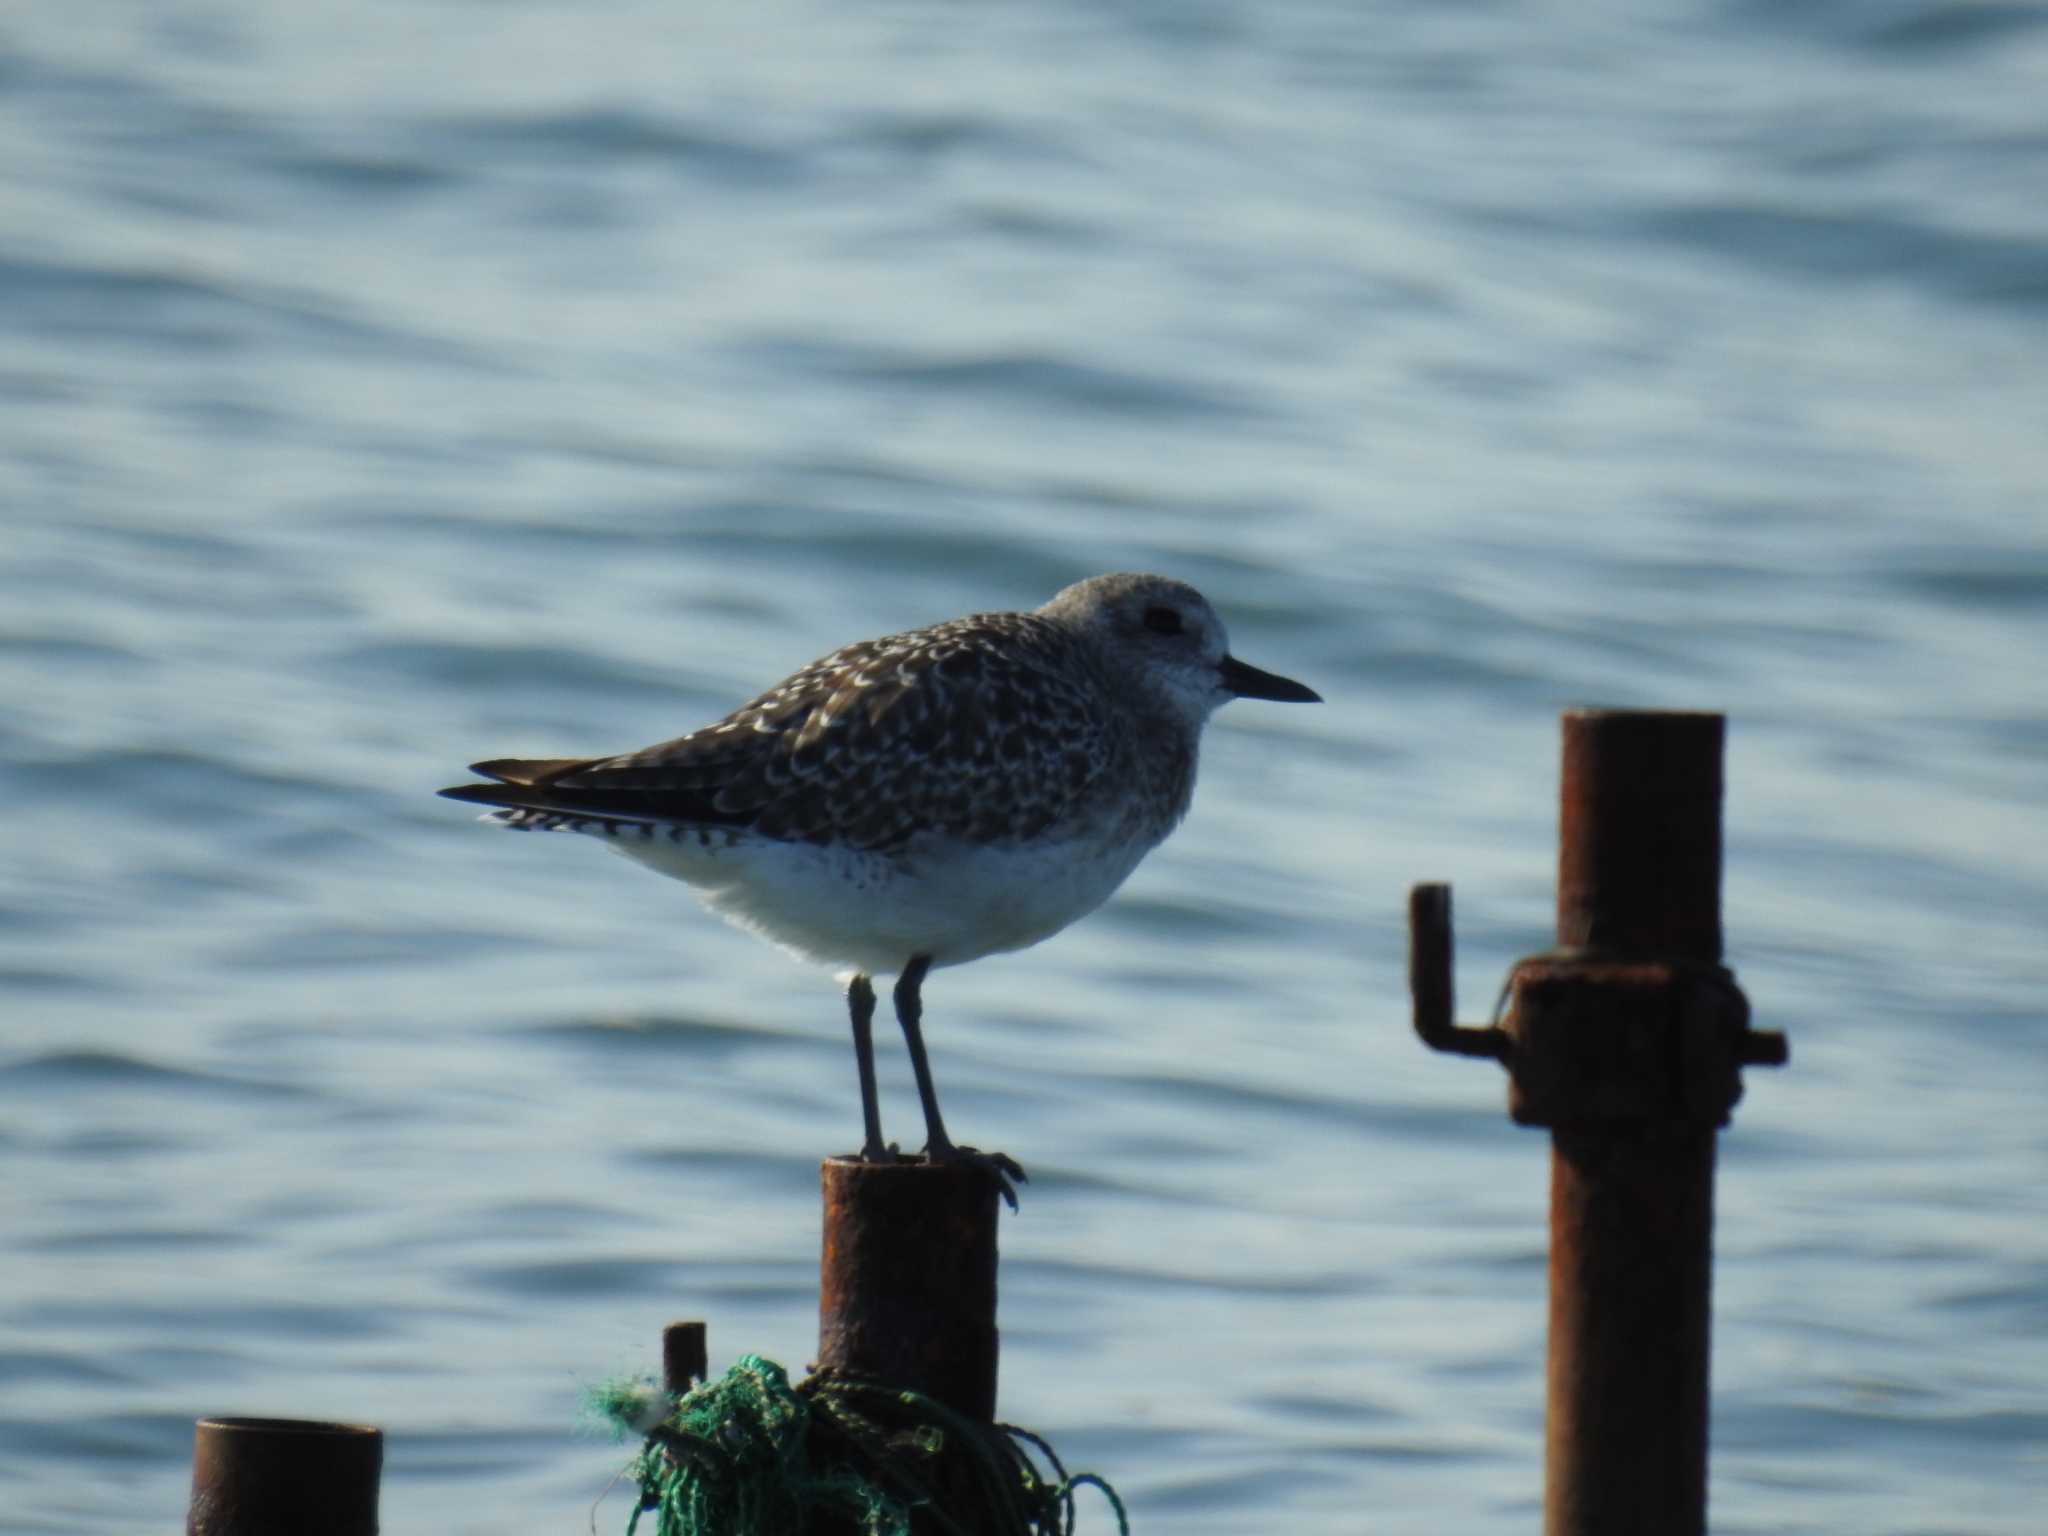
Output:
[[1218, 654, 1321, 703]]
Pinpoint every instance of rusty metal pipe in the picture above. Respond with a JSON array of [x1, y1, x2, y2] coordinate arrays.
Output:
[[816, 1156, 999, 1423], [187, 1417, 382, 1536], [1407, 710, 1785, 1534], [1543, 709, 1724, 1536], [1547, 1125, 1715, 1535]]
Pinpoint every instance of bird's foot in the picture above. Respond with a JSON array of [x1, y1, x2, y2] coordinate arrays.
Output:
[[856, 1139, 905, 1165], [924, 1140, 1027, 1212]]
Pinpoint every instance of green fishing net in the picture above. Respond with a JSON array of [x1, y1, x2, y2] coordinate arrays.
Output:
[[600, 1354, 1127, 1536]]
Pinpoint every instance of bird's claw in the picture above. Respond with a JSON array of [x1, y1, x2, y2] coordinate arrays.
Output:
[[925, 1143, 1027, 1212]]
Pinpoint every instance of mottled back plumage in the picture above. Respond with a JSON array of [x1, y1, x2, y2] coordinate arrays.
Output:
[[488, 613, 1122, 849]]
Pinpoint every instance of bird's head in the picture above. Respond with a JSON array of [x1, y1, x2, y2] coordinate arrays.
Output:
[[1040, 572, 1321, 725]]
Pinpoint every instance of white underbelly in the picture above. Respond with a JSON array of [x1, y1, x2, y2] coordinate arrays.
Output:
[[609, 824, 1156, 976]]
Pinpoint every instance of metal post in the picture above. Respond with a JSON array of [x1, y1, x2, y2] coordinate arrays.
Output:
[[187, 1417, 382, 1536], [1543, 710, 1720, 1536], [662, 1319, 708, 1396], [1408, 709, 1786, 1536], [816, 1156, 1000, 1422]]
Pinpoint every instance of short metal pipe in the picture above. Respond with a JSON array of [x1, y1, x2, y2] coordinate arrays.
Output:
[[816, 1156, 1000, 1423], [187, 1416, 382, 1536], [663, 1319, 708, 1396]]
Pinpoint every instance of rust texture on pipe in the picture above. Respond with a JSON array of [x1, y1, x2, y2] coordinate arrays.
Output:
[[663, 1319, 708, 1396], [1557, 709, 1724, 960], [1506, 959, 1756, 1128], [1547, 1127, 1715, 1536], [817, 1155, 999, 1423], [1544, 710, 1725, 1536], [187, 1417, 383, 1536]]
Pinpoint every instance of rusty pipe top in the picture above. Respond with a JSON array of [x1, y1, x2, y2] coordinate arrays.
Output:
[[1558, 710, 1725, 962]]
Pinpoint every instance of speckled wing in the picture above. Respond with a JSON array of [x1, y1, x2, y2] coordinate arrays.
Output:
[[446, 615, 1114, 851]]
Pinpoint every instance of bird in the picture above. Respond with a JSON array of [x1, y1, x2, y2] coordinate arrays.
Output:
[[439, 572, 1320, 1207]]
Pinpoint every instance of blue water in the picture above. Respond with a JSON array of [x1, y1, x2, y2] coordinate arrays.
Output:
[[4, 2, 2046, 1531]]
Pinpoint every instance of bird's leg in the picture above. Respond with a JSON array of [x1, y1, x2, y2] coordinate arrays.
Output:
[[892, 955, 1026, 1209], [892, 956, 953, 1154], [846, 973, 893, 1163]]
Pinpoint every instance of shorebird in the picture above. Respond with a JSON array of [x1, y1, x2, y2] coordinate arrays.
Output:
[[440, 573, 1320, 1206]]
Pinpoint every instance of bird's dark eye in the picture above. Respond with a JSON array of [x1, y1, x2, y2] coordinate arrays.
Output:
[[1143, 606, 1183, 636]]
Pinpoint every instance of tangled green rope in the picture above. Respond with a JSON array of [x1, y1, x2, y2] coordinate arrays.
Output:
[[603, 1354, 1128, 1536]]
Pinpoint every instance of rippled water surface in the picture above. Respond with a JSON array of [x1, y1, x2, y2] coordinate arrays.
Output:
[[4, 3, 2046, 1532]]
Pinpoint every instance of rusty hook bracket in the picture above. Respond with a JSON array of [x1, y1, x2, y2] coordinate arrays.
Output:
[[1408, 883, 1507, 1059], [1408, 881, 1786, 1128]]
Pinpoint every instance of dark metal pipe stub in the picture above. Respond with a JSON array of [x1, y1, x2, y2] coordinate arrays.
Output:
[[663, 1319, 709, 1396], [817, 1156, 999, 1424], [187, 1416, 382, 1536]]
